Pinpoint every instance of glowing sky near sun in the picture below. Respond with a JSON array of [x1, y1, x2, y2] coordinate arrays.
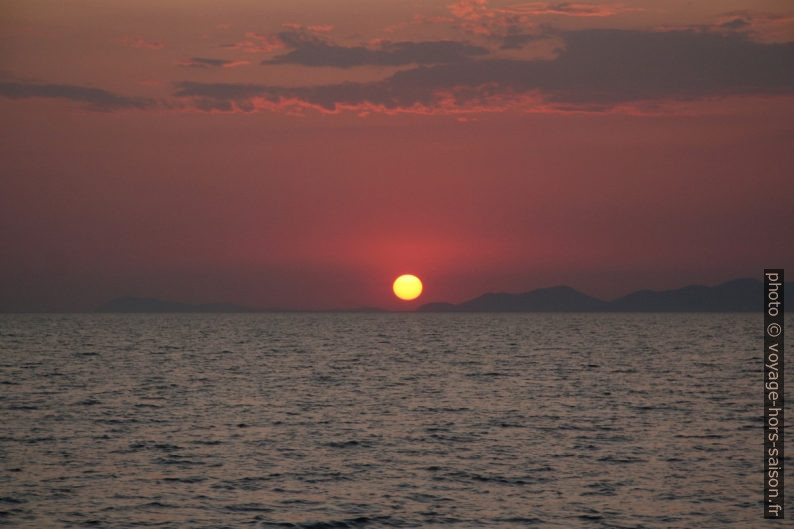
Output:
[[1, 0, 793, 310]]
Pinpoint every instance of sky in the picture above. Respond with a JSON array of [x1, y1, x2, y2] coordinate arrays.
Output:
[[1, 0, 793, 311]]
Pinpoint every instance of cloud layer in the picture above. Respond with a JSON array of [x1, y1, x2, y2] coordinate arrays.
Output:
[[180, 57, 249, 68], [5, 24, 793, 114], [176, 29, 794, 113], [0, 81, 155, 110], [264, 30, 489, 67]]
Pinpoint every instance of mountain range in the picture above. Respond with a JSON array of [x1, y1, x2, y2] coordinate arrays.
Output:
[[419, 278, 786, 312], [96, 278, 787, 313]]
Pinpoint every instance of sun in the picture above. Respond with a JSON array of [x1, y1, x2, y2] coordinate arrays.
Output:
[[393, 274, 423, 301]]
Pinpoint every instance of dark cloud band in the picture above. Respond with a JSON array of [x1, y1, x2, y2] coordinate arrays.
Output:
[[177, 29, 794, 112], [264, 30, 489, 67], [180, 57, 244, 68], [0, 81, 155, 110]]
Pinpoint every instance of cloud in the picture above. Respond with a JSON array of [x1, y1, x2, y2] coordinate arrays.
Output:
[[121, 36, 165, 49], [447, 1, 628, 38], [179, 57, 249, 68], [174, 80, 438, 113], [448, 0, 529, 37], [658, 11, 794, 44], [281, 23, 334, 33], [223, 32, 285, 54], [720, 17, 750, 30], [175, 29, 794, 114], [711, 11, 794, 43], [0, 81, 155, 110], [173, 83, 260, 100], [499, 33, 546, 49], [263, 30, 489, 67], [449, 0, 626, 20], [505, 2, 627, 17]]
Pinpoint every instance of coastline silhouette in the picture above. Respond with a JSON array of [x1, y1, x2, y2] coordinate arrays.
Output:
[[95, 278, 789, 313]]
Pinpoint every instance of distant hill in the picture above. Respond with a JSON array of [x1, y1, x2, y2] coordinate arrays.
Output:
[[96, 296, 251, 313], [98, 279, 789, 313], [608, 278, 766, 312], [418, 278, 790, 312], [434, 285, 608, 312]]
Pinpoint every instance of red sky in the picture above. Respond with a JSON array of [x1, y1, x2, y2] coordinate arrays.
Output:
[[1, 0, 793, 311]]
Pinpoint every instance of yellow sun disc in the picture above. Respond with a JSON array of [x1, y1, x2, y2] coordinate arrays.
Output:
[[393, 274, 423, 301]]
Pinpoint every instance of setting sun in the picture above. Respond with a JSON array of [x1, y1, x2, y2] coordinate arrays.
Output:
[[393, 274, 423, 301]]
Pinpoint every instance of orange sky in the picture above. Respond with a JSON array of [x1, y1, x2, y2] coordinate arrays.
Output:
[[1, 1, 793, 310]]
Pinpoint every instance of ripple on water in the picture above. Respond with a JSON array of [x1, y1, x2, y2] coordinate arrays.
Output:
[[0, 312, 777, 528]]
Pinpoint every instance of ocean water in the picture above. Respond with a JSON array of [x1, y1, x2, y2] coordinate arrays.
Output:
[[0, 313, 785, 528]]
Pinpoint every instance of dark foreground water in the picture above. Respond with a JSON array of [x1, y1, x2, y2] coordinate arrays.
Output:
[[0, 313, 786, 528]]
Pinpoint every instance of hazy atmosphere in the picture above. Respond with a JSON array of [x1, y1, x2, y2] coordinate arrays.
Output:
[[2, 0, 793, 311]]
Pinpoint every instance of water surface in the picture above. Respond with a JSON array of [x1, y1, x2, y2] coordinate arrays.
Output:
[[0, 313, 781, 527]]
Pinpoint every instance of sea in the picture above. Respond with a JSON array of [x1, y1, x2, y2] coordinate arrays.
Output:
[[0, 313, 786, 528]]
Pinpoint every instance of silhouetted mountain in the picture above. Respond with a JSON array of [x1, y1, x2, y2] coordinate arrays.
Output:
[[419, 285, 607, 312], [418, 278, 790, 312], [98, 279, 789, 313], [609, 278, 769, 312], [96, 297, 251, 313]]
